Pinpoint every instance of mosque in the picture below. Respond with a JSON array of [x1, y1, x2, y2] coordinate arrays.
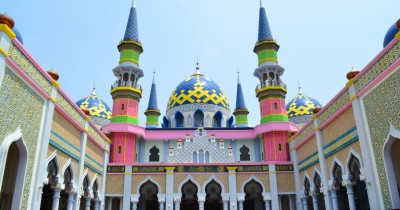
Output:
[[0, 1, 399, 210]]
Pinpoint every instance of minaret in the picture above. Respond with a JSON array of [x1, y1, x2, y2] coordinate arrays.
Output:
[[144, 71, 160, 128], [254, 1, 289, 162], [233, 71, 249, 127], [109, 0, 143, 163]]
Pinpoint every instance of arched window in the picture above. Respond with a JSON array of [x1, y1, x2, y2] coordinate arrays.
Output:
[[193, 151, 197, 163], [64, 166, 73, 191], [333, 163, 350, 210], [175, 112, 184, 128], [123, 73, 129, 82], [213, 112, 222, 128], [240, 145, 250, 161], [199, 150, 204, 163], [205, 151, 210, 163], [92, 180, 99, 198], [149, 146, 160, 162], [162, 116, 170, 128], [194, 110, 204, 127]]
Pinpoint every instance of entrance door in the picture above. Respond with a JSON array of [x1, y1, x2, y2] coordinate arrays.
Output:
[[138, 181, 159, 210], [181, 180, 199, 210], [243, 179, 265, 210]]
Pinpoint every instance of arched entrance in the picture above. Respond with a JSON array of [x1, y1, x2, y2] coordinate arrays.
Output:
[[204, 180, 222, 210], [384, 135, 400, 207], [348, 155, 370, 210], [40, 158, 59, 210], [279, 195, 290, 210], [138, 181, 159, 210], [0, 132, 27, 210], [243, 179, 265, 210], [59, 166, 73, 210], [180, 180, 199, 210], [79, 175, 90, 210], [333, 163, 349, 210], [90, 180, 99, 210], [304, 178, 313, 209], [313, 173, 325, 210]]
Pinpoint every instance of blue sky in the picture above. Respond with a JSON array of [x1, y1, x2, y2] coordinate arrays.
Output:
[[3, 0, 399, 126]]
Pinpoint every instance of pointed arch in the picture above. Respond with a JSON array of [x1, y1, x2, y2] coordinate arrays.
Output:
[[175, 112, 184, 128], [346, 148, 363, 174], [303, 172, 312, 190], [383, 123, 400, 207], [178, 175, 201, 195], [213, 111, 222, 128], [194, 110, 204, 127], [46, 151, 61, 181], [61, 158, 73, 183], [0, 127, 28, 210], [241, 176, 266, 193], [136, 176, 162, 194], [330, 156, 345, 179], [202, 175, 226, 193]]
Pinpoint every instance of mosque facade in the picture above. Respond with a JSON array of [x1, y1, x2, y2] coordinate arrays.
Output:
[[0, 1, 399, 210]]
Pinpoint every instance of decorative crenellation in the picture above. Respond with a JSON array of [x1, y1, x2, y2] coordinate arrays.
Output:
[[361, 68, 400, 209], [8, 43, 52, 95], [354, 40, 400, 93], [0, 67, 44, 209]]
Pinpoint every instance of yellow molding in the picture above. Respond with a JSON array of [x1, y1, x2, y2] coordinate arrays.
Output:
[[125, 172, 132, 175], [119, 58, 139, 66], [258, 58, 279, 65], [345, 78, 355, 87], [166, 171, 174, 174], [84, 129, 89, 133], [314, 126, 319, 131], [350, 94, 358, 101], [105, 137, 112, 144], [256, 86, 287, 95], [52, 80, 60, 89], [0, 24, 16, 39], [288, 136, 294, 143], [86, 116, 91, 121], [396, 31, 400, 40], [50, 96, 56, 103], [312, 114, 318, 120], [165, 167, 175, 170], [269, 170, 276, 173], [289, 146, 295, 152], [110, 86, 142, 95], [0, 47, 8, 57], [105, 149, 110, 153], [226, 167, 237, 171]]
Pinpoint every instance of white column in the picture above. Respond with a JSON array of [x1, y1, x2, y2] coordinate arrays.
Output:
[[174, 197, 180, 210], [345, 185, 356, 210], [131, 201, 137, 210], [165, 167, 175, 208], [264, 199, 271, 210], [329, 188, 339, 210], [94, 200, 100, 210], [198, 194, 205, 210], [123, 166, 133, 210], [222, 196, 229, 210], [107, 197, 113, 210], [159, 201, 165, 210], [85, 197, 91, 210], [227, 167, 238, 210], [311, 194, 319, 210], [302, 197, 308, 210], [238, 200, 244, 210], [199, 200, 204, 210], [268, 165, 279, 210], [52, 188, 61, 210], [74, 121, 90, 210], [67, 192, 75, 210]]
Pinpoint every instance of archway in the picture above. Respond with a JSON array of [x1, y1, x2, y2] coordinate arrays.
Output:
[[79, 175, 90, 210], [175, 112, 184, 128], [194, 110, 204, 127], [180, 180, 199, 210], [213, 112, 222, 128], [348, 155, 370, 210], [243, 179, 265, 210], [90, 180, 99, 210], [384, 134, 400, 207], [59, 165, 73, 210], [0, 142, 21, 210], [204, 180, 222, 210], [313, 173, 325, 210], [40, 158, 59, 210], [304, 178, 313, 209], [333, 163, 349, 210], [138, 181, 159, 210]]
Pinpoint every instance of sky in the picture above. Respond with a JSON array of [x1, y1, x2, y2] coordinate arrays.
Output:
[[3, 0, 399, 127]]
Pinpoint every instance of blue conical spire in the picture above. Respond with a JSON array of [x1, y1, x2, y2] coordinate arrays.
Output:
[[235, 71, 247, 110], [258, 0, 273, 42], [147, 71, 158, 110], [123, 0, 139, 41]]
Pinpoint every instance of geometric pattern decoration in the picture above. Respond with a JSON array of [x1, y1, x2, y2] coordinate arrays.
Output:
[[167, 73, 230, 110], [76, 89, 112, 120], [276, 173, 295, 192], [0, 67, 44, 209], [363, 67, 400, 209], [286, 90, 322, 118]]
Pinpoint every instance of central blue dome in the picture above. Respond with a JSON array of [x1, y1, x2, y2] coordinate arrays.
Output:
[[167, 72, 230, 111]]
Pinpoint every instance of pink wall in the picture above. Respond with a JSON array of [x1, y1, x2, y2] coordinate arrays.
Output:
[[263, 131, 289, 162], [110, 133, 136, 163], [260, 98, 286, 116], [112, 99, 138, 117]]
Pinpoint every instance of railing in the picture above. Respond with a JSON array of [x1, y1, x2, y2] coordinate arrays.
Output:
[[111, 81, 142, 92], [255, 80, 287, 92]]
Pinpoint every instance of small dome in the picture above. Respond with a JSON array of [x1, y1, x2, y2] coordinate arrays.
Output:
[[12, 27, 23, 44], [286, 89, 322, 125], [167, 71, 229, 111], [383, 19, 400, 48], [76, 89, 112, 127]]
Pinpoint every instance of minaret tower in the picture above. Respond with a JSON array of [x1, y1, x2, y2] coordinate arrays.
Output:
[[144, 71, 160, 128], [233, 71, 249, 127], [109, 0, 143, 163], [254, 1, 289, 161]]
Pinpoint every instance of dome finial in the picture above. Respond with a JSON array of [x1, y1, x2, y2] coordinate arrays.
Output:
[[237, 69, 240, 84], [195, 57, 201, 75], [132, 0, 136, 8], [92, 80, 96, 95], [152, 68, 156, 84], [298, 79, 303, 94], [260, 0, 263, 8]]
